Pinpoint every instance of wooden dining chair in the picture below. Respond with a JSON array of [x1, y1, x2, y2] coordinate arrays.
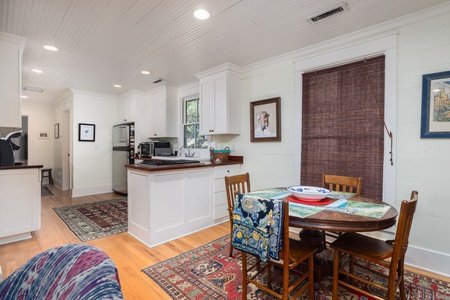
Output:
[[236, 196, 317, 300], [331, 190, 419, 300], [322, 173, 362, 195], [224, 173, 251, 257], [321, 173, 363, 247]]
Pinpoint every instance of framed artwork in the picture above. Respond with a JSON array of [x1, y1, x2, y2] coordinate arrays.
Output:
[[54, 123, 60, 139], [78, 123, 96, 142], [421, 70, 450, 138], [250, 97, 281, 142]]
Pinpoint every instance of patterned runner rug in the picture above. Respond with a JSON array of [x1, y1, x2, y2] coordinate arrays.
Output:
[[53, 198, 127, 241], [41, 185, 54, 197], [143, 235, 450, 300]]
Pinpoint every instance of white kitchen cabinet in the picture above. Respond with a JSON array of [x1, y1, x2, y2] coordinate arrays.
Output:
[[128, 167, 213, 247], [147, 86, 178, 138], [0, 32, 26, 133], [213, 164, 241, 221], [118, 96, 136, 123], [195, 63, 241, 135], [0, 167, 41, 244]]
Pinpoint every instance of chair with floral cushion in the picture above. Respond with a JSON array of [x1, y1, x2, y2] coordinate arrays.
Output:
[[232, 193, 317, 300]]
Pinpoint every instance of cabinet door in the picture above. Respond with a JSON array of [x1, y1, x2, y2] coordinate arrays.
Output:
[[0, 42, 21, 131], [199, 79, 215, 135], [118, 98, 135, 122], [148, 91, 167, 137]]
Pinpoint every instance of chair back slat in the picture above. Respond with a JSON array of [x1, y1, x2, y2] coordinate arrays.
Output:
[[225, 173, 251, 219], [322, 174, 362, 195]]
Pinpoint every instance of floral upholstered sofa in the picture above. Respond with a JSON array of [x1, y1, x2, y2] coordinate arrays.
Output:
[[0, 244, 124, 299]]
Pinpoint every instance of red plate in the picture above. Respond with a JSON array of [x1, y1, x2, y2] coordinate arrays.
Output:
[[287, 195, 332, 205]]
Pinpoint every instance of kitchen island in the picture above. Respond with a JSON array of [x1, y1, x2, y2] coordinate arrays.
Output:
[[125, 157, 242, 247], [0, 162, 43, 244]]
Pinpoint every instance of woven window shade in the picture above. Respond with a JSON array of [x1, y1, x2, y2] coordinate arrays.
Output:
[[301, 56, 385, 201]]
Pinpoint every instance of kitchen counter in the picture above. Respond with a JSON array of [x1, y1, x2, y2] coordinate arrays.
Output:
[[0, 161, 43, 170], [126, 156, 243, 247], [125, 155, 243, 172], [0, 163, 42, 244]]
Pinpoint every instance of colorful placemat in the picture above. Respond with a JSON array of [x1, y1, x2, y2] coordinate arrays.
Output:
[[287, 195, 332, 205]]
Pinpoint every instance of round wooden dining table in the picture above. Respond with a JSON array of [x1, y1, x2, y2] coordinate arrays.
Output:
[[287, 194, 398, 282], [288, 194, 398, 233]]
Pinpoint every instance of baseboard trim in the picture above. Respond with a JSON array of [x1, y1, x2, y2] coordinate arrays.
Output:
[[71, 186, 113, 197]]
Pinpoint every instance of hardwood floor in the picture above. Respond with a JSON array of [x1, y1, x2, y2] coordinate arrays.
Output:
[[0, 186, 448, 299], [0, 186, 229, 299]]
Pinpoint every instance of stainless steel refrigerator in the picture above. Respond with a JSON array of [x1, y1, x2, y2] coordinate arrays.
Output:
[[113, 122, 135, 195]]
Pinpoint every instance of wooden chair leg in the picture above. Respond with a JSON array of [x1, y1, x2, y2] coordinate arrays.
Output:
[[241, 252, 247, 300], [229, 232, 233, 257], [332, 249, 339, 300], [308, 256, 315, 300]]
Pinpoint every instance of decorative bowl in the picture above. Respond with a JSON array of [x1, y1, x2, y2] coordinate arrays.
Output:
[[287, 186, 331, 201]]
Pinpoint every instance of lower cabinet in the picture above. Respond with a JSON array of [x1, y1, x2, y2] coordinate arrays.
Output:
[[213, 165, 241, 222], [0, 167, 41, 244], [128, 167, 213, 247]]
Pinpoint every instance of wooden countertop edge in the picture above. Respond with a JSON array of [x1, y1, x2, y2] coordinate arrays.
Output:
[[126, 155, 243, 172], [0, 164, 44, 170]]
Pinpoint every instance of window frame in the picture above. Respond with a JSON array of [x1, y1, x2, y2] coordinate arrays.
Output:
[[181, 96, 207, 149], [294, 34, 397, 207]]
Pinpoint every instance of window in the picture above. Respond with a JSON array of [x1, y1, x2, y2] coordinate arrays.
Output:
[[301, 56, 385, 201], [182, 97, 207, 148], [294, 35, 397, 207]]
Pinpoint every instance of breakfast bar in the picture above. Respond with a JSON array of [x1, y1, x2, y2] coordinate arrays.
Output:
[[125, 157, 243, 247]]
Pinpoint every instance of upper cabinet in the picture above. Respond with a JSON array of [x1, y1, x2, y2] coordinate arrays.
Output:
[[0, 32, 26, 133], [147, 86, 178, 138], [118, 93, 137, 123], [195, 63, 241, 135]]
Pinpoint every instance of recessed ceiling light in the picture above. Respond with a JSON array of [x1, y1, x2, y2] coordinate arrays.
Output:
[[141, 70, 151, 75], [113, 84, 122, 88], [43, 45, 59, 51], [194, 9, 210, 20], [32, 68, 43, 73], [432, 89, 441, 92], [21, 95, 29, 99]]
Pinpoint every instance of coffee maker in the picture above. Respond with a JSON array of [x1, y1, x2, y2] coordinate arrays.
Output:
[[0, 130, 22, 166]]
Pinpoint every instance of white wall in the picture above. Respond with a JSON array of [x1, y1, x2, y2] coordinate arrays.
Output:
[[213, 9, 450, 276], [395, 12, 450, 273], [21, 100, 54, 168], [71, 90, 118, 197]]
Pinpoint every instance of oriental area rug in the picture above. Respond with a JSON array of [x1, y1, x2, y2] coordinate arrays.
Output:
[[53, 198, 127, 242], [143, 235, 450, 300]]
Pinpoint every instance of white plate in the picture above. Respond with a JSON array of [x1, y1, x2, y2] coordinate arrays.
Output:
[[287, 186, 331, 201]]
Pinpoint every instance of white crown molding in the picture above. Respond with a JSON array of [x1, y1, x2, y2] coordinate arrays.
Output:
[[70, 88, 118, 99]]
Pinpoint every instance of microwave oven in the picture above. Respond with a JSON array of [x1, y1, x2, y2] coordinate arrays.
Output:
[[139, 141, 171, 157]]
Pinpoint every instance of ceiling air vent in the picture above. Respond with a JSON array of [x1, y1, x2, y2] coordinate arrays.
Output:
[[307, 2, 349, 25], [152, 78, 165, 84], [23, 86, 46, 93]]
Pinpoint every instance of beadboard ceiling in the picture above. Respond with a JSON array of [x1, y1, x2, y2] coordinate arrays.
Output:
[[1, 0, 449, 103]]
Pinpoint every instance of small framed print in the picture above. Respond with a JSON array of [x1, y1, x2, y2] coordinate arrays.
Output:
[[78, 123, 95, 142], [421, 70, 450, 138], [54, 123, 60, 139], [250, 97, 281, 142]]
